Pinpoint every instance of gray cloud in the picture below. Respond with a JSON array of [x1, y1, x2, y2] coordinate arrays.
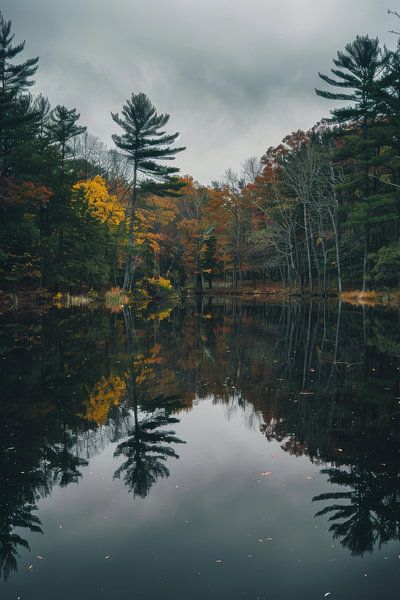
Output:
[[2, 0, 396, 182]]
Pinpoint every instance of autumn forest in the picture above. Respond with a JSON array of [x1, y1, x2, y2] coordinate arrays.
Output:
[[3, 4, 400, 599], [2, 10, 400, 299]]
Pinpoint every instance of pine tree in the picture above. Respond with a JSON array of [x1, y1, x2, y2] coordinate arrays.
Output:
[[316, 35, 388, 125], [316, 36, 392, 290], [0, 11, 39, 175], [47, 105, 86, 180], [111, 92, 185, 290]]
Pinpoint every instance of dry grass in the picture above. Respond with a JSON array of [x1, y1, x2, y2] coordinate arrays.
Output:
[[54, 292, 94, 308], [340, 290, 379, 306], [340, 290, 400, 308]]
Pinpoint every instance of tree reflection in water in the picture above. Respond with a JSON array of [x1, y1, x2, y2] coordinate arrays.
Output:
[[1, 298, 400, 579], [114, 411, 184, 498], [313, 422, 400, 556]]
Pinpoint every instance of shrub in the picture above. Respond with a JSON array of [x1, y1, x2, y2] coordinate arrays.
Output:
[[146, 276, 173, 299]]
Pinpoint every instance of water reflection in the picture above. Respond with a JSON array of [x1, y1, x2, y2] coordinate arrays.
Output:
[[114, 411, 184, 498], [0, 299, 400, 582]]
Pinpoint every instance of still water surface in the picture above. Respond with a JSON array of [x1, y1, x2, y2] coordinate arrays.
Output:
[[1, 299, 400, 599]]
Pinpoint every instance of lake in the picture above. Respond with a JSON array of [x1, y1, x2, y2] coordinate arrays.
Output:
[[1, 298, 400, 599]]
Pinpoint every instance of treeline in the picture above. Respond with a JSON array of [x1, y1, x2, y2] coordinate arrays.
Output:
[[183, 26, 400, 293], [1, 10, 400, 294], [0, 11, 137, 291]]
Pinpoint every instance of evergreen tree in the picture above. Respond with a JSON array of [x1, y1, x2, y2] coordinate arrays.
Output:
[[47, 105, 86, 180], [316, 36, 392, 290], [316, 35, 388, 124], [111, 92, 185, 290], [0, 11, 39, 176]]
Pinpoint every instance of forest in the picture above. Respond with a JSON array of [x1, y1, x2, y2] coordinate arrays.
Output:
[[3, 5, 400, 597], [1, 9, 400, 297]]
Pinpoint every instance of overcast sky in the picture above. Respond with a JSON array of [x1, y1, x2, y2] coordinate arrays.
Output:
[[2, 0, 396, 183]]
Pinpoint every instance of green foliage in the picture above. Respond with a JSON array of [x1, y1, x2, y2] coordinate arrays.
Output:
[[0, 11, 39, 177], [371, 242, 400, 286], [47, 105, 86, 176], [316, 35, 388, 124], [145, 276, 173, 300], [111, 93, 185, 180]]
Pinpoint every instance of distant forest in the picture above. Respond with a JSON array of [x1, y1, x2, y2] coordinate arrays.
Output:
[[1, 9, 400, 294]]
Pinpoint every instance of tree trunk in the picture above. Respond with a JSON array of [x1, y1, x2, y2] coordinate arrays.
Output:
[[330, 209, 342, 294], [303, 201, 313, 292], [361, 225, 369, 293], [123, 165, 137, 291]]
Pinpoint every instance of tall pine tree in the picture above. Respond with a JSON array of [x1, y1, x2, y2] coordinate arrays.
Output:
[[111, 92, 185, 290], [0, 11, 39, 176], [316, 36, 391, 290]]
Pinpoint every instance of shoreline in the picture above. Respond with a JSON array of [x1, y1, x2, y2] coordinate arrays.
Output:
[[1, 286, 399, 313]]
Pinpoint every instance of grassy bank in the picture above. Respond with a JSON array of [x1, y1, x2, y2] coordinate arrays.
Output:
[[340, 290, 400, 308]]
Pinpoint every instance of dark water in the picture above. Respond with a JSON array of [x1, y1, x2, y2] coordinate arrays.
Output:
[[1, 299, 400, 599]]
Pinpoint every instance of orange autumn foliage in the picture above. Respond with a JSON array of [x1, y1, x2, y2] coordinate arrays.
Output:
[[2, 178, 53, 209]]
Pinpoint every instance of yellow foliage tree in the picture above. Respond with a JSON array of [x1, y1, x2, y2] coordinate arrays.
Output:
[[73, 175, 125, 226], [82, 375, 126, 425]]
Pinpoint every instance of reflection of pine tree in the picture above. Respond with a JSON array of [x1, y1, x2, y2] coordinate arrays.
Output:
[[313, 460, 400, 556], [46, 418, 88, 487], [113, 410, 185, 498], [47, 442, 88, 487], [0, 446, 44, 582], [0, 503, 42, 581]]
